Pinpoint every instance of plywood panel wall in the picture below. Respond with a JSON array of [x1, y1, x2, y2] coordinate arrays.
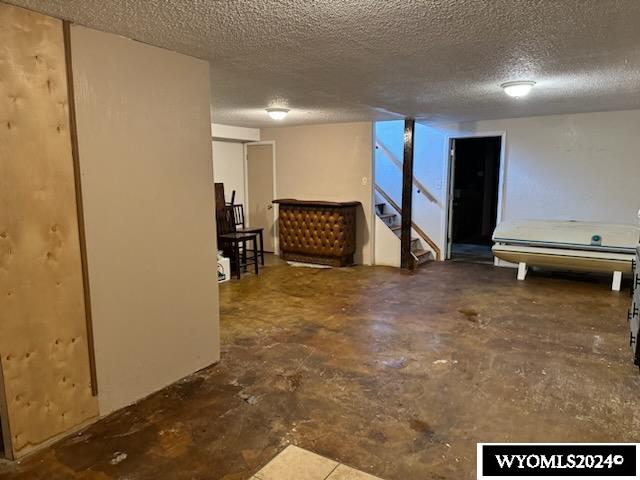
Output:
[[0, 3, 98, 458]]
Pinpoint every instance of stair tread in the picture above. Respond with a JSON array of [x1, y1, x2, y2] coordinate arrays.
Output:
[[378, 213, 396, 219], [390, 226, 418, 241], [413, 249, 433, 267]]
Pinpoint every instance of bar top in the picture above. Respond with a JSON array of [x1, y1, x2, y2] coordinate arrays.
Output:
[[273, 199, 361, 207]]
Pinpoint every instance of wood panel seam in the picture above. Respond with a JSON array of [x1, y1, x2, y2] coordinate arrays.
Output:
[[63, 20, 98, 396]]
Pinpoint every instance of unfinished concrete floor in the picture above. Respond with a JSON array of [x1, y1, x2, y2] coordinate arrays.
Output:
[[1, 259, 638, 480]]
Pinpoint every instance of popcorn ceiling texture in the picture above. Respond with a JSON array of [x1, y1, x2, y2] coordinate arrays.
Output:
[[7, 0, 640, 126]]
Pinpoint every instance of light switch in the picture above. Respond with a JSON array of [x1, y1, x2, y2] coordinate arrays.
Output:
[[361, 177, 368, 186]]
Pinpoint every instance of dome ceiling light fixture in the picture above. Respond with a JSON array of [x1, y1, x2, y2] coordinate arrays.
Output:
[[266, 107, 290, 120], [500, 80, 536, 98]]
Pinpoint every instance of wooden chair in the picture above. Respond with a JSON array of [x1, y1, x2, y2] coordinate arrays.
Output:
[[217, 205, 259, 279], [229, 203, 265, 266]]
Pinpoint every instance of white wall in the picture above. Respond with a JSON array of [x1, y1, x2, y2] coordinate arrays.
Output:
[[72, 26, 219, 415], [376, 109, 640, 258], [374, 217, 401, 267], [261, 123, 374, 265], [211, 124, 261, 206], [211, 123, 260, 142], [212, 141, 246, 206]]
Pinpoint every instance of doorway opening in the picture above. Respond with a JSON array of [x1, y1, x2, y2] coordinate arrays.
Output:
[[447, 136, 502, 263], [245, 142, 277, 254]]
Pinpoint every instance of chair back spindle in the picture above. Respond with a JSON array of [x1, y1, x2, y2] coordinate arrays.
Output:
[[217, 205, 237, 235], [232, 204, 246, 229]]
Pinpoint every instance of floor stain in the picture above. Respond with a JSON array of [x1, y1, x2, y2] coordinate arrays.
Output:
[[458, 308, 479, 321], [0, 258, 637, 480]]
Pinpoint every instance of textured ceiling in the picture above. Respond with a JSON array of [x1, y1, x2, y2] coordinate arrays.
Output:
[[8, 0, 640, 127]]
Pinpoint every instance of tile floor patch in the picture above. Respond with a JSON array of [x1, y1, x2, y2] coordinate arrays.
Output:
[[327, 464, 384, 480], [255, 445, 339, 480], [254, 446, 385, 480]]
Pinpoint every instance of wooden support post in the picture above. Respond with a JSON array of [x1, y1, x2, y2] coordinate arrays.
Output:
[[400, 119, 415, 269]]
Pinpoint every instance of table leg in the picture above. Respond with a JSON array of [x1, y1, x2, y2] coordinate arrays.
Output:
[[254, 237, 259, 275], [517, 262, 528, 281], [259, 231, 264, 265], [612, 271, 622, 291], [242, 239, 247, 271], [234, 243, 241, 279]]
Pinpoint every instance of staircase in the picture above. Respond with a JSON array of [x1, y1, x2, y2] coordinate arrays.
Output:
[[373, 131, 441, 267], [375, 197, 432, 267]]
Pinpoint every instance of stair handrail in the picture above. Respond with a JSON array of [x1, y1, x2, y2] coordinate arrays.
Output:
[[375, 184, 441, 261], [375, 140, 440, 205]]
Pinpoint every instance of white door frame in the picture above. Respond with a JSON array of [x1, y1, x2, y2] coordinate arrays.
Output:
[[441, 131, 507, 262], [244, 141, 279, 255]]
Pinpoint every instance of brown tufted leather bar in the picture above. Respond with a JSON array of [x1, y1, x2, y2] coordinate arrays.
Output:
[[273, 199, 360, 267]]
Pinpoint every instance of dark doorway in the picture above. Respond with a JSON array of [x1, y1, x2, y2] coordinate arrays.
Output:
[[448, 136, 501, 263]]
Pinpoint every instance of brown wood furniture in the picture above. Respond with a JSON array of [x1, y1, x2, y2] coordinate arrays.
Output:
[[230, 204, 265, 266], [215, 183, 260, 279], [214, 182, 226, 217], [217, 205, 260, 279], [273, 199, 360, 267]]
